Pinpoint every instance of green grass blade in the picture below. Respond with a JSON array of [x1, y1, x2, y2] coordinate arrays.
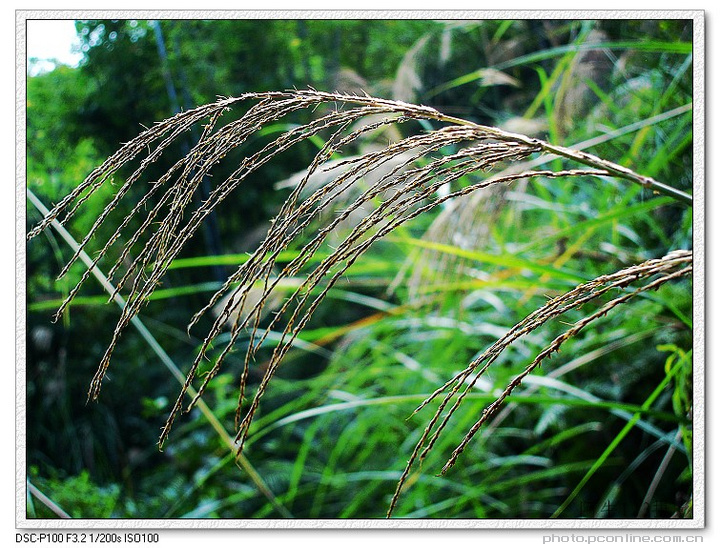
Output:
[[550, 349, 690, 517], [390, 235, 587, 283], [430, 40, 691, 97]]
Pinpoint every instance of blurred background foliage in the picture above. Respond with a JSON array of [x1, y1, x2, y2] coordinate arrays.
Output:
[[26, 18, 693, 519]]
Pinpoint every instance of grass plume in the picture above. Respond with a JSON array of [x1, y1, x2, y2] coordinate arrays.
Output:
[[27, 90, 692, 517]]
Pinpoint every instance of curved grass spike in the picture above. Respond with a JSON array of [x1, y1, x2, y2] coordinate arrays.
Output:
[[53, 107, 230, 322], [178, 141, 557, 447], [27, 90, 693, 517], [385, 250, 692, 517], [162, 128, 508, 446]]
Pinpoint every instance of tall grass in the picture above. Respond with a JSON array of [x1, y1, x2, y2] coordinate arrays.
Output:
[[27, 88, 692, 518]]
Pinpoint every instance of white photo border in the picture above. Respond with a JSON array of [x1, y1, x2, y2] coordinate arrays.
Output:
[[16, 9, 705, 530]]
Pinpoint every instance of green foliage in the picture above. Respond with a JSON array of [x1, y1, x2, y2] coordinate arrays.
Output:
[[661, 345, 693, 460], [28, 469, 120, 519], [25, 18, 694, 520]]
